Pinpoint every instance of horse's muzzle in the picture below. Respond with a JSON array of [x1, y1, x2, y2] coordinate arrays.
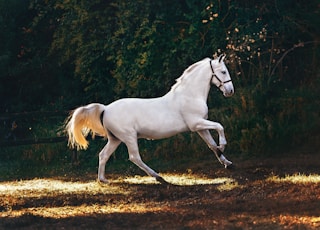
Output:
[[223, 83, 234, 97], [224, 89, 234, 97]]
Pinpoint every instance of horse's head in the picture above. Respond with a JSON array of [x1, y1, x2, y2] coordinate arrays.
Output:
[[210, 55, 234, 97]]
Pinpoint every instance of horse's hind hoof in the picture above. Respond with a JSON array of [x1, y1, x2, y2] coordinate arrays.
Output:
[[97, 178, 109, 186], [156, 176, 169, 184]]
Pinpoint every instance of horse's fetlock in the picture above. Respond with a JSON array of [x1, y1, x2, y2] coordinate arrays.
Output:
[[218, 144, 225, 152], [208, 144, 217, 151]]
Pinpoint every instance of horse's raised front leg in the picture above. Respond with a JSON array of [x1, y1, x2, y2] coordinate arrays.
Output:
[[98, 138, 121, 183], [197, 129, 232, 168], [193, 119, 227, 147], [124, 137, 165, 183]]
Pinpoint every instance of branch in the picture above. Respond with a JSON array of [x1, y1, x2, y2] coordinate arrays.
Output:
[[270, 41, 318, 77]]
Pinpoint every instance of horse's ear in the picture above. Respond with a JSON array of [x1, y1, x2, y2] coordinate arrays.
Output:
[[218, 54, 225, 63]]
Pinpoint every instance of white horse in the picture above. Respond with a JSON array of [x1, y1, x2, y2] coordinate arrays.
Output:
[[65, 55, 234, 183]]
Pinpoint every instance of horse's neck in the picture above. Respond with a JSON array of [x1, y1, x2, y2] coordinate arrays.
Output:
[[169, 72, 211, 101]]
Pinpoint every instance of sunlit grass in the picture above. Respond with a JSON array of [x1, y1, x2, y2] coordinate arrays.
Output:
[[216, 180, 242, 191], [2, 203, 169, 218], [0, 179, 128, 197], [0, 174, 238, 198], [115, 173, 236, 187], [0, 177, 163, 218], [278, 214, 320, 227], [266, 173, 320, 184]]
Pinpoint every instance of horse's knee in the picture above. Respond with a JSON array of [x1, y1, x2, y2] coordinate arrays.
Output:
[[216, 123, 224, 133]]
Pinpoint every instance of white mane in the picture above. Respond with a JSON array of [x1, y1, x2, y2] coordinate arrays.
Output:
[[171, 58, 210, 91]]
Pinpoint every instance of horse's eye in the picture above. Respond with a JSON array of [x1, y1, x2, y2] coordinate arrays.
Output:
[[221, 71, 226, 74]]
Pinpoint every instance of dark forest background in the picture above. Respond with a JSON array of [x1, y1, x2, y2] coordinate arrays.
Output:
[[0, 0, 319, 176]]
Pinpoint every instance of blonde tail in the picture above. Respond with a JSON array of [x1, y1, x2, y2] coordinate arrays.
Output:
[[65, 103, 107, 150]]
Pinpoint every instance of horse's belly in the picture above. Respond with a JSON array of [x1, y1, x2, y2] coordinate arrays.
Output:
[[137, 121, 189, 140]]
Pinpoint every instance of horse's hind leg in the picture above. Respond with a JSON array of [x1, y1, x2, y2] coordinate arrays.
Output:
[[98, 137, 121, 183], [197, 130, 232, 168], [125, 138, 164, 182]]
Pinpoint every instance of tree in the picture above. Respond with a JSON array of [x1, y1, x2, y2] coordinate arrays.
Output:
[[0, 0, 32, 111], [1, 0, 319, 157]]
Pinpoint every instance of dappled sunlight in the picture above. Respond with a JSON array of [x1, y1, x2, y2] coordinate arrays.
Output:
[[0, 177, 164, 219], [0, 179, 128, 197], [0, 174, 238, 219], [278, 214, 320, 228], [1, 168, 320, 229], [0, 174, 239, 197], [114, 173, 236, 187], [266, 173, 320, 184], [2, 203, 169, 219]]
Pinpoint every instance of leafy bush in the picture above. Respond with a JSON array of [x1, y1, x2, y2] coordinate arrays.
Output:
[[0, 0, 319, 173]]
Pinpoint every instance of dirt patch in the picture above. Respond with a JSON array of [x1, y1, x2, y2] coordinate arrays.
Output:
[[1, 153, 320, 229]]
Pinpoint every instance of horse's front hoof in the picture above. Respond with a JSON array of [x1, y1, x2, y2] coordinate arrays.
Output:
[[225, 163, 235, 170]]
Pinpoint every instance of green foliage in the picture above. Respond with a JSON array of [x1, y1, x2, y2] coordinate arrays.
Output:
[[0, 0, 319, 172], [214, 83, 320, 156], [205, 0, 320, 155]]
